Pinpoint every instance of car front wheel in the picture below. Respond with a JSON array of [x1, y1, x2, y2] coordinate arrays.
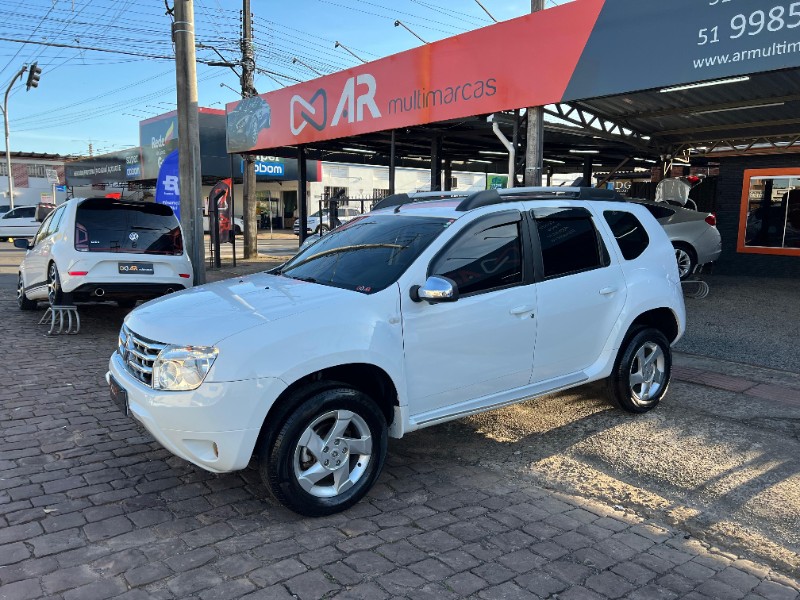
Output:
[[258, 384, 387, 517], [606, 328, 671, 413], [47, 262, 64, 306], [17, 273, 37, 310]]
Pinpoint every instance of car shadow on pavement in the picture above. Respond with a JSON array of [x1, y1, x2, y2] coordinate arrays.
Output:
[[395, 380, 800, 574]]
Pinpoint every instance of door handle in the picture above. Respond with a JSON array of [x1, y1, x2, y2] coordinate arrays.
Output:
[[599, 287, 618, 295], [510, 305, 535, 316]]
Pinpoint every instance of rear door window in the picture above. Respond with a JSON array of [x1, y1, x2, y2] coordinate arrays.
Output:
[[75, 199, 183, 255], [533, 207, 607, 280]]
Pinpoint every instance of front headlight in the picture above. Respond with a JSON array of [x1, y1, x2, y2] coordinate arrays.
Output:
[[152, 345, 218, 391]]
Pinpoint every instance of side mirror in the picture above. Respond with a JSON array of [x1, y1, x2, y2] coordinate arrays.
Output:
[[13, 238, 31, 250], [410, 276, 459, 304]]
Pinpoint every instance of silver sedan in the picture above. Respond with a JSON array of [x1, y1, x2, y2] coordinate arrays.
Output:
[[631, 200, 722, 279]]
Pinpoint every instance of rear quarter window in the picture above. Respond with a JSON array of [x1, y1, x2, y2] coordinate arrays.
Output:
[[604, 210, 650, 260]]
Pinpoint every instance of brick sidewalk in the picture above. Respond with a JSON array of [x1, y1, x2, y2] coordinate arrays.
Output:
[[1, 290, 799, 599]]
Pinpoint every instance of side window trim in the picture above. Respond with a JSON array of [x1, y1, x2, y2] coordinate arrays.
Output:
[[427, 210, 532, 297], [49, 206, 66, 235], [33, 213, 54, 247]]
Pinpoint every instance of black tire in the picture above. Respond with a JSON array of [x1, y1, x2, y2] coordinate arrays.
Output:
[[258, 383, 387, 517], [17, 273, 37, 310], [235, 224, 242, 235], [117, 298, 137, 309], [47, 262, 64, 306], [606, 327, 671, 414], [314, 223, 330, 234], [673, 243, 697, 281]]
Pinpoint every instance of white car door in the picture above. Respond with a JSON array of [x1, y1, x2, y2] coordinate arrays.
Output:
[[402, 211, 537, 415], [0, 206, 39, 238], [528, 206, 627, 383], [25, 206, 66, 294]]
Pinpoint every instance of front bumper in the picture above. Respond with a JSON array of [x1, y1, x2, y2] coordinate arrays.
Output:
[[107, 352, 287, 473]]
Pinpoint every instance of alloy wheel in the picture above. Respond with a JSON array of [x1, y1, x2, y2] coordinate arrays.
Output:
[[629, 341, 666, 404], [292, 409, 373, 498]]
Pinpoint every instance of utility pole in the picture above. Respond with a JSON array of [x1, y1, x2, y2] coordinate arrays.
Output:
[[173, 0, 206, 284], [241, 0, 258, 259], [524, 0, 545, 187], [2, 66, 27, 210]]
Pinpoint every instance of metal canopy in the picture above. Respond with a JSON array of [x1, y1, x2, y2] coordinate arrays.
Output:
[[243, 67, 800, 175], [570, 67, 800, 158], [248, 115, 651, 176]]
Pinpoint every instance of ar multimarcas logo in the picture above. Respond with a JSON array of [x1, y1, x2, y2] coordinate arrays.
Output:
[[290, 74, 381, 136]]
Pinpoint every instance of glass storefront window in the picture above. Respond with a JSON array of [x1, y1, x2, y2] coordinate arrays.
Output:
[[739, 169, 800, 256]]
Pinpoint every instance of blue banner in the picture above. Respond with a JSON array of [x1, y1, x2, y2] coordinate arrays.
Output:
[[155, 149, 180, 220]]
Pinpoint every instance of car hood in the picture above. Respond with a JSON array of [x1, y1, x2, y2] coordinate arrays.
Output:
[[124, 272, 353, 346]]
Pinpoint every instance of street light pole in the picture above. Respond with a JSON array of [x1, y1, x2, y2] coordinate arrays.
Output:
[[2, 66, 27, 210]]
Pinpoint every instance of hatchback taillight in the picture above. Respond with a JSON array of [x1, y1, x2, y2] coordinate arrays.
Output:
[[705, 214, 717, 227]]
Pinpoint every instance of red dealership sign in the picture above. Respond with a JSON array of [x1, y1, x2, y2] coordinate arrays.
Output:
[[227, 0, 604, 152], [227, 0, 800, 152]]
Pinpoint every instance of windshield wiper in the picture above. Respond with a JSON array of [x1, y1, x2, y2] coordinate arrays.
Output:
[[283, 243, 406, 271]]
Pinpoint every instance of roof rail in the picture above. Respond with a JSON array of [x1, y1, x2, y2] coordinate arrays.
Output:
[[372, 190, 470, 211], [372, 193, 411, 211], [455, 186, 624, 211]]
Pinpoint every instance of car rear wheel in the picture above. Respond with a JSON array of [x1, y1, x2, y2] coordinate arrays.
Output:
[[47, 262, 64, 306], [17, 273, 37, 310], [258, 383, 387, 517], [314, 223, 330, 234], [606, 327, 671, 413], [673, 243, 697, 280]]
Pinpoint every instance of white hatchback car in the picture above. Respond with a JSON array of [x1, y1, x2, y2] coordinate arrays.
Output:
[[0, 205, 39, 240], [17, 197, 193, 309]]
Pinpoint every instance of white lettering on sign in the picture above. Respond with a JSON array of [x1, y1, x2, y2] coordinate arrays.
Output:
[[331, 74, 382, 127], [163, 175, 179, 194], [291, 74, 381, 136], [255, 163, 285, 175]]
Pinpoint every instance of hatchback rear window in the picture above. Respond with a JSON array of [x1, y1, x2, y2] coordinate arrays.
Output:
[[75, 199, 183, 255]]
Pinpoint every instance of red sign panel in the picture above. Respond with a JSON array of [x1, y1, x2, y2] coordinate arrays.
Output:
[[226, 0, 605, 152], [227, 0, 800, 153]]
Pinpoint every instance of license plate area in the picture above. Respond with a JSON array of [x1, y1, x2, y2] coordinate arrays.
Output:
[[109, 376, 129, 415], [118, 262, 154, 274]]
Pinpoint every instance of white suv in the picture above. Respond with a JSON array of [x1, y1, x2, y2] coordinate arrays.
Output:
[[108, 187, 685, 516], [17, 198, 193, 310]]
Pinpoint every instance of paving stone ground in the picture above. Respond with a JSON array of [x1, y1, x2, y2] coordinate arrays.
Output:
[[1, 288, 799, 600]]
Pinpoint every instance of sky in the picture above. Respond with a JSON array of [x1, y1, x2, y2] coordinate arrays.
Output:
[[0, 0, 570, 157]]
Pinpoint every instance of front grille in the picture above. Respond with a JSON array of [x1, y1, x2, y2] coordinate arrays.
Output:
[[120, 325, 166, 387]]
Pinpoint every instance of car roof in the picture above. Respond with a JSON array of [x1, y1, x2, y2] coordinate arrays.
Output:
[[369, 187, 628, 220]]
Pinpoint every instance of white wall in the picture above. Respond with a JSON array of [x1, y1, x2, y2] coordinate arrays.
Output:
[[0, 175, 68, 207]]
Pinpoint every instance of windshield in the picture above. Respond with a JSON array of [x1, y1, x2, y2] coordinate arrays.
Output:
[[278, 214, 450, 293], [75, 199, 183, 255]]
